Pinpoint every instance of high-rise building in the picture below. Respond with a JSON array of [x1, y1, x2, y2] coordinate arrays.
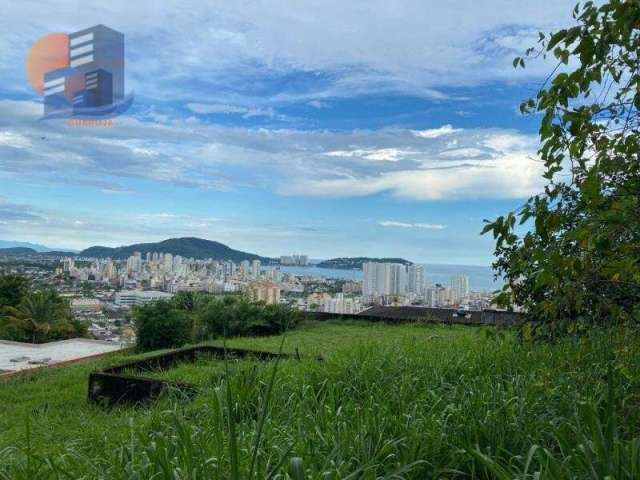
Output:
[[163, 253, 173, 272], [407, 265, 425, 295], [450, 274, 470, 303], [280, 254, 309, 266], [246, 281, 280, 305], [240, 260, 250, 278], [252, 259, 261, 279], [323, 293, 362, 314], [126, 252, 142, 274], [363, 262, 407, 297]]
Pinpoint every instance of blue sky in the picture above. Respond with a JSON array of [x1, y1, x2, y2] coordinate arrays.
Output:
[[0, 0, 579, 264]]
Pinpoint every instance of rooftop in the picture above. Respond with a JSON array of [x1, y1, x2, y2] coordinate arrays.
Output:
[[0, 338, 123, 374]]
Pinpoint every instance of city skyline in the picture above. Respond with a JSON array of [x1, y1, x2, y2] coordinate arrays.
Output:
[[0, 1, 580, 264]]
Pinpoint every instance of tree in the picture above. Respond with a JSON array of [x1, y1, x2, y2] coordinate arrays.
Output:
[[483, 0, 640, 336], [134, 300, 191, 351], [16, 290, 76, 342], [0, 274, 30, 308], [1, 288, 84, 343]]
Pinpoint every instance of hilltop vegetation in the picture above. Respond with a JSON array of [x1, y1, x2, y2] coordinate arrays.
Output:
[[79, 237, 273, 263]]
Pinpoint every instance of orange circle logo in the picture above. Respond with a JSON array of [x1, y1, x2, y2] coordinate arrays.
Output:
[[25, 33, 69, 95]]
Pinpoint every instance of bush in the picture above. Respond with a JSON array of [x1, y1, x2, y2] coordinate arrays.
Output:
[[134, 300, 192, 351], [133, 294, 301, 351], [0, 274, 30, 308]]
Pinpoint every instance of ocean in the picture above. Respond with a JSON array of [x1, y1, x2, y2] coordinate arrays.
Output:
[[278, 263, 503, 292]]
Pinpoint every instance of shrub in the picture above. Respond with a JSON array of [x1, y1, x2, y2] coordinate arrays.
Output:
[[193, 296, 300, 340], [134, 300, 192, 351], [0, 273, 30, 308]]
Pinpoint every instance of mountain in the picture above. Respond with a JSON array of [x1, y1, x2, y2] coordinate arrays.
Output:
[[0, 247, 39, 256], [316, 257, 412, 270], [0, 247, 76, 257], [0, 240, 52, 252], [79, 237, 273, 263]]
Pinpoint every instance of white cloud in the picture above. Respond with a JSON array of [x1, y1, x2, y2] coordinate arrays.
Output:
[[412, 124, 463, 139], [0, 131, 32, 149], [187, 103, 248, 115], [284, 150, 544, 200], [325, 148, 413, 162], [0, 100, 543, 202], [186, 103, 277, 118], [379, 221, 446, 230], [1, 1, 578, 101], [307, 100, 329, 109], [438, 147, 486, 159]]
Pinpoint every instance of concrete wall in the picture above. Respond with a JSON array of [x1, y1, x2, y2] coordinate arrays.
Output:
[[303, 306, 524, 326]]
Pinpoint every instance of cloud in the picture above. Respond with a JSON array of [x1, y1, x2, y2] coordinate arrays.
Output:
[[0, 100, 543, 201], [186, 102, 277, 119], [1, 1, 577, 103], [412, 124, 463, 139], [325, 148, 413, 162], [307, 100, 329, 109], [379, 221, 446, 230], [438, 147, 486, 159], [0, 198, 44, 222]]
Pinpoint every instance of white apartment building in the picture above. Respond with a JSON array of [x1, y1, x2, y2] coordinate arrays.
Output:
[[323, 293, 362, 314], [251, 259, 261, 279], [246, 281, 280, 305], [115, 290, 174, 307], [407, 264, 425, 295], [363, 262, 408, 297], [450, 274, 470, 302]]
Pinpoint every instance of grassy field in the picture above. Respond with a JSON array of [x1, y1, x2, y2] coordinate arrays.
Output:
[[1, 319, 639, 479]]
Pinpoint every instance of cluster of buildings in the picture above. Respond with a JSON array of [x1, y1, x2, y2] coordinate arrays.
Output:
[[279, 254, 308, 266], [362, 261, 483, 309], [62, 253, 286, 298], [1, 249, 499, 353], [59, 254, 489, 314]]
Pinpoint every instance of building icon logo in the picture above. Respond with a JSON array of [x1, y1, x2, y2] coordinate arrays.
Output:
[[26, 25, 133, 120]]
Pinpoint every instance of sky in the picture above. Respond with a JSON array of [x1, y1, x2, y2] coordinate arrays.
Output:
[[0, 0, 580, 264]]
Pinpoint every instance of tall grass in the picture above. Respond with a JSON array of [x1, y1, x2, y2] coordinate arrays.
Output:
[[0, 321, 639, 478]]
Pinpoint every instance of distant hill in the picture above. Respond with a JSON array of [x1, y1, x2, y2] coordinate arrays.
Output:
[[317, 257, 412, 270], [0, 240, 53, 252], [0, 247, 76, 257], [41, 250, 78, 257], [0, 247, 39, 256], [79, 237, 273, 263]]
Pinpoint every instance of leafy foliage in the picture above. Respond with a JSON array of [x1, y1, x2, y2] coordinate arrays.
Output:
[[133, 300, 192, 351], [0, 274, 30, 309], [0, 274, 87, 343], [134, 294, 300, 351], [483, 0, 640, 335]]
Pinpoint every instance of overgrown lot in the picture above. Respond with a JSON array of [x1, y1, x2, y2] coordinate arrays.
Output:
[[1, 320, 639, 479]]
